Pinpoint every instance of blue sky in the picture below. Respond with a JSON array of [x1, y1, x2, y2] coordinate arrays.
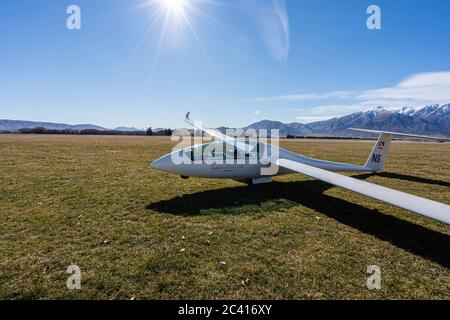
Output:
[[1, 0, 449, 129]]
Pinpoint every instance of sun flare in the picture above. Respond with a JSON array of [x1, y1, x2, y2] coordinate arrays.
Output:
[[162, 0, 188, 16], [132, 0, 233, 70]]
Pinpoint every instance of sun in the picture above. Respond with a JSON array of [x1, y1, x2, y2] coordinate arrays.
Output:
[[130, 0, 234, 69], [162, 0, 188, 16]]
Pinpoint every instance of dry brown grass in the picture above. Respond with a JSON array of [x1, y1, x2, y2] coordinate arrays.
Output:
[[0, 135, 449, 299]]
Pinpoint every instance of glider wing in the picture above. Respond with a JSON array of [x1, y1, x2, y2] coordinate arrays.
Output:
[[277, 158, 450, 224]]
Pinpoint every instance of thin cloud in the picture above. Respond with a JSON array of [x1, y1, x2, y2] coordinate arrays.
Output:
[[251, 0, 290, 63], [358, 71, 450, 103], [249, 91, 353, 102], [247, 71, 450, 118], [310, 100, 431, 117], [310, 104, 365, 115], [399, 71, 450, 87]]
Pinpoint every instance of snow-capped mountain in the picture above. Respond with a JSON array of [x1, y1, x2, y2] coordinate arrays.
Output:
[[243, 104, 450, 138], [369, 104, 450, 123], [396, 106, 419, 117], [411, 104, 450, 123]]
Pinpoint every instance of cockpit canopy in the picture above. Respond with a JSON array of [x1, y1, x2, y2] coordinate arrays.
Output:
[[182, 141, 269, 163]]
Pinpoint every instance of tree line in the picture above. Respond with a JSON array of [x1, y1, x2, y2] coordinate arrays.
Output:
[[11, 127, 173, 136]]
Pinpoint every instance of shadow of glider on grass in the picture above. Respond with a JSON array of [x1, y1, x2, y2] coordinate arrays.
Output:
[[150, 113, 450, 225]]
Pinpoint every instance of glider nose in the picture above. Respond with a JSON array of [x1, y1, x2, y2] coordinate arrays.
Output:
[[150, 158, 163, 170], [150, 155, 172, 172]]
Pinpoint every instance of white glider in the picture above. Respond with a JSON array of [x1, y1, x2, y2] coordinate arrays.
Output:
[[150, 113, 450, 224]]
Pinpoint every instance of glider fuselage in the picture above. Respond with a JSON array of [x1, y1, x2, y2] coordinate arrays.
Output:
[[150, 142, 371, 180]]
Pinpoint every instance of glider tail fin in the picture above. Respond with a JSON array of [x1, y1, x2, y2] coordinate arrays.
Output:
[[365, 133, 392, 173], [348, 128, 446, 173]]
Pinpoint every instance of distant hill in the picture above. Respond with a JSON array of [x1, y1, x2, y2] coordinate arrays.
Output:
[[244, 120, 300, 137], [0, 119, 108, 132], [114, 127, 144, 132], [153, 128, 169, 133]]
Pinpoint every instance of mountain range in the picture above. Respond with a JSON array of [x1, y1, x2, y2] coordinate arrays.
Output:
[[1, 104, 449, 138], [242, 104, 450, 138], [0, 120, 145, 133], [0, 120, 108, 132]]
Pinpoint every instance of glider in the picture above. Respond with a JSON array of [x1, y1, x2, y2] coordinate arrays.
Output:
[[150, 113, 450, 224]]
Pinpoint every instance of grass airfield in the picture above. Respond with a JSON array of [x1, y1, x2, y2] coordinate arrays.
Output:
[[0, 134, 449, 299]]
